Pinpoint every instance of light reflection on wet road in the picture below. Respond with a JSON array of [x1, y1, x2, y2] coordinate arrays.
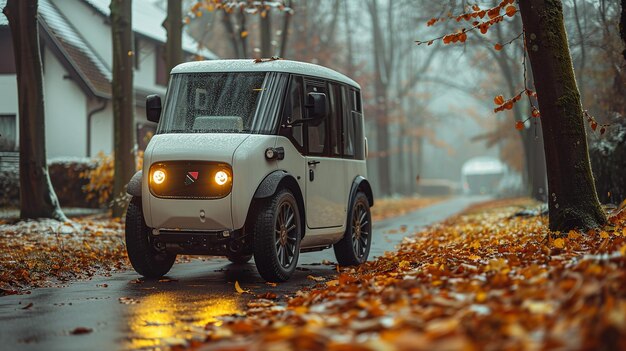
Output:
[[0, 196, 489, 350]]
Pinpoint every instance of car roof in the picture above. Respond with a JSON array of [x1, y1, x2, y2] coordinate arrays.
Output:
[[171, 59, 360, 89]]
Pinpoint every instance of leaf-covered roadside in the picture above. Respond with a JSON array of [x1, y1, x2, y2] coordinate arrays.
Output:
[[197, 200, 626, 351], [0, 216, 128, 294], [371, 196, 448, 221], [0, 196, 444, 295]]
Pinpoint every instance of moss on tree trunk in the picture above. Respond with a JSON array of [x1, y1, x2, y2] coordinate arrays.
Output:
[[3, 0, 66, 221], [519, 0, 606, 231]]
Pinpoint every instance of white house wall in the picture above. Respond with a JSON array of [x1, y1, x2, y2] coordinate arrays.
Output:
[[43, 46, 88, 158], [88, 101, 153, 158], [88, 99, 113, 157]]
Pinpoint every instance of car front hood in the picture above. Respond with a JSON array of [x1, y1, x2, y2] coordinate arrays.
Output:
[[147, 133, 250, 164]]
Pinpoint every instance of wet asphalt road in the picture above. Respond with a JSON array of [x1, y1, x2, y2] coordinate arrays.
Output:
[[0, 196, 489, 351]]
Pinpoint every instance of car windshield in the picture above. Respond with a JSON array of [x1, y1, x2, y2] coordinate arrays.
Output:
[[157, 72, 285, 134]]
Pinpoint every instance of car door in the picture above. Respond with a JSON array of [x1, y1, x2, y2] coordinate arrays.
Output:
[[304, 79, 347, 229]]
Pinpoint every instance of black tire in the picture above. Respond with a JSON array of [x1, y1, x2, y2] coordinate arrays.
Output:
[[125, 197, 176, 279], [334, 192, 372, 266], [226, 253, 253, 264], [253, 189, 302, 282]]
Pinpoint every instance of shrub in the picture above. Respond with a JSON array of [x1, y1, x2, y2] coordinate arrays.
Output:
[[0, 169, 19, 207], [1, 158, 99, 208], [80, 151, 143, 208], [48, 158, 99, 208]]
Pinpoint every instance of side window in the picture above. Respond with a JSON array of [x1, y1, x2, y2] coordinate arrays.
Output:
[[280, 75, 304, 150], [328, 83, 341, 157], [352, 88, 364, 160], [305, 79, 327, 155], [352, 90, 362, 112], [353, 111, 364, 160], [341, 87, 355, 158]]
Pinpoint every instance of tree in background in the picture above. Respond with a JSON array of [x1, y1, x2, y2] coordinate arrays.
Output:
[[187, 0, 292, 58], [164, 0, 183, 76], [519, 0, 606, 231], [420, 1, 607, 231], [621, 0, 626, 61], [110, 0, 136, 218], [3, 0, 66, 221]]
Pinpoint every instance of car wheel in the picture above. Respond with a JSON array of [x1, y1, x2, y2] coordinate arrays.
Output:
[[253, 189, 302, 282], [226, 253, 253, 264], [125, 197, 176, 279], [333, 191, 371, 266]]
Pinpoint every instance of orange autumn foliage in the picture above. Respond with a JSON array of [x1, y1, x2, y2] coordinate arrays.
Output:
[[197, 199, 626, 350], [80, 151, 143, 206]]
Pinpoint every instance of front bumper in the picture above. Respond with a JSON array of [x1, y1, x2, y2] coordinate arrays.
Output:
[[144, 194, 233, 230], [152, 229, 246, 255]]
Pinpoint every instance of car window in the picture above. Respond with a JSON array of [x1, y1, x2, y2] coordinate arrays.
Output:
[[353, 111, 364, 160], [305, 80, 327, 155], [341, 86, 355, 158], [351, 88, 365, 160], [280, 76, 304, 150], [328, 83, 341, 157]]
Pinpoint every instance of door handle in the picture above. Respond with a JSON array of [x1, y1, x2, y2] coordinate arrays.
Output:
[[308, 160, 320, 166]]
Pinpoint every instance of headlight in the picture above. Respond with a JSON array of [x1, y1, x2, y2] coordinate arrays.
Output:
[[152, 169, 166, 184], [214, 170, 229, 185]]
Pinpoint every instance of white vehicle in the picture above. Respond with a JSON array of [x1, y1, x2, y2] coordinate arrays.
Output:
[[125, 59, 374, 282], [461, 157, 506, 195]]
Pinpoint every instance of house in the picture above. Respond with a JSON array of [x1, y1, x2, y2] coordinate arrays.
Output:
[[0, 0, 216, 161]]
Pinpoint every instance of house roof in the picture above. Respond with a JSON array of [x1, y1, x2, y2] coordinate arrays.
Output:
[[39, 0, 113, 98], [0, 0, 112, 97], [172, 59, 361, 89], [0, 0, 217, 100], [82, 0, 217, 59]]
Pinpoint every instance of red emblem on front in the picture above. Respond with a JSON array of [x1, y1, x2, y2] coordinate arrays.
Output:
[[185, 171, 199, 185]]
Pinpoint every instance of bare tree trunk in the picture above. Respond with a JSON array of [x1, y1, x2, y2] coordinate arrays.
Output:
[[260, 10, 271, 57], [369, 0, 391, 196], [572, 0, 586, 99], [222, 12, 242, 58], [279, 0, 291, 58], [3, 0, 66, 221], [110, 0, 136, 218], [342, 0, 355, 77], [164, 0, 183, 76], [238, 8, 248, 58], [621, 0, 626, 62], [519, 0, 606, 231], [521, 123, 548, 202]]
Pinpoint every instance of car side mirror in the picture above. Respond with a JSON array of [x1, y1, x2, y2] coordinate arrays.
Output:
[[146, 94, 162, 123], [306, 92, 328, 120]]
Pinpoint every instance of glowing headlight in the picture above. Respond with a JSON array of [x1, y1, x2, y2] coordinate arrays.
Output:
[[152, 169, 166, 184], [214, 170, 229, 185]]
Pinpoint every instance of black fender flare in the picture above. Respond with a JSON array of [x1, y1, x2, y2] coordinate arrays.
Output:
[[252, 170, 306, 236], [348, 176, 374, 207], [126, 171, 143, 197], [343, 176, 374, 238]]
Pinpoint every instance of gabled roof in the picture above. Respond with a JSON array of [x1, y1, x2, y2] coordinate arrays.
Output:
[[0, 0, 112, 98], [0, 0, 217, 100], [173, 59, 361, 89], [39, 0, 112, 98], [82, 0, 217, 59]]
